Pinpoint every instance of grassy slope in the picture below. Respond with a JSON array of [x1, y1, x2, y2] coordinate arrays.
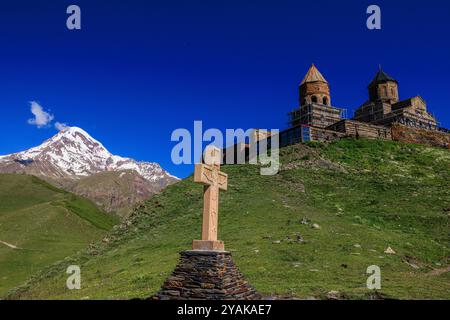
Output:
[[7, 139, 450, 300], [0, 174, 118, 296]]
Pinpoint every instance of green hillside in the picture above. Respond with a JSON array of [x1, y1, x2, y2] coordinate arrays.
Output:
[[6, 139, 450, 300], [0, 174, 118, 296]]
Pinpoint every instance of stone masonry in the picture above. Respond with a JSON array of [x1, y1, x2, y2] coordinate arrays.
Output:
[[391, 124, 450, 149], [153, 250, 261, 300]]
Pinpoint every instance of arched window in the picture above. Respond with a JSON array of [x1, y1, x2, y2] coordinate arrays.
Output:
[[323, 97, 328, 105], [311, 95, 318, 103]]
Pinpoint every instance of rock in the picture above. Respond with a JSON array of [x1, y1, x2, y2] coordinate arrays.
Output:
[[353, 244, 361, 248], [326, 291, 340, 300], [403, 256, 421, 269], [300, 218, 309, 225], [403, 261, 419, 269], [201, 283, 215, 289], [272, 240, 281, 244], [295, 232, 304, 243], [312, 223, 321, 229], [165, 290, 181, 296], [384, 247, 396, 254]]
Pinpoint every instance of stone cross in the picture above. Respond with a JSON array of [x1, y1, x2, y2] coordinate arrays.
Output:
[[192, 146, 228, 251]]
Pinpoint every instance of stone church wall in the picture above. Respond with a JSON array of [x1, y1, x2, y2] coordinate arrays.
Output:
[[391, 124, 450, 149], [327, 120, 392, 140], [309, 127, 345, 142]]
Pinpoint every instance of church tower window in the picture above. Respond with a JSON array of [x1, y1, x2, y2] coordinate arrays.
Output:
[[311, 96, 318, 103]]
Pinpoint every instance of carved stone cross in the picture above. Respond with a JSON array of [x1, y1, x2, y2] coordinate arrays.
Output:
[[192, 146, 228, 251]]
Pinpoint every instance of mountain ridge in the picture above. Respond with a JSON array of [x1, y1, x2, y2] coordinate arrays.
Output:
[[0, 127, 179, 215]]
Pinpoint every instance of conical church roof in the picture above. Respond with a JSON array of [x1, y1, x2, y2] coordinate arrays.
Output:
[[369, 67, 397, 86], [301, 64, 328, 85]]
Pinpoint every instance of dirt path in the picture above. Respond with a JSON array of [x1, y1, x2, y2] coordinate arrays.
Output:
[[0, 240, 20, 250], [427, 265, 450, 276]]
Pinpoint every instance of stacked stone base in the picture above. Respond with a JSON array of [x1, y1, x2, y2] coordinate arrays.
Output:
[[153, 250, 261, 300]]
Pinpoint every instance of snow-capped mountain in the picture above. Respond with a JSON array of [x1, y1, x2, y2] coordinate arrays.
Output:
[[0, 126, 178, 181], [0, 127, 179, 216]]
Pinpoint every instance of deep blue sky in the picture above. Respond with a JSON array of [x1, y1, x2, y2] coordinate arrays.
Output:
[[0, 0, 449, 178]]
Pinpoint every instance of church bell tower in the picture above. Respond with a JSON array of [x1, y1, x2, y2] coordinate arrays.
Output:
[[299, 64, 331, 106], [289, 64, 343, 128], [368, 66, 399, 104]]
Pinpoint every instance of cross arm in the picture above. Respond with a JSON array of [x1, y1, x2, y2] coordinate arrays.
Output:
[[194, 164, 212, 185], [194, 163, 228, 191]]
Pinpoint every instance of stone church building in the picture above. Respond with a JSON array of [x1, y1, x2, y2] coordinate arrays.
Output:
[[354, 67, 438, 129], [225, 64, 449, 163], [289, 64, 344, 129], [277, 64, 448, 148]]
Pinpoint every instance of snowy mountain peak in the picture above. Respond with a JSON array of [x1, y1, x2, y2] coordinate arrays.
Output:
[[20, 126, 113, 164], [0, 127, 178, 182], [54, 127, 108, 153]]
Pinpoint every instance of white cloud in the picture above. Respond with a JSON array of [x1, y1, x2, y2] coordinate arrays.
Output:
[[55, 122, 70, 131], [27, 101, 54, 128]]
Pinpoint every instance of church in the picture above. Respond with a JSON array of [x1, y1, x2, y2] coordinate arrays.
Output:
[[227, 63, 449, 163], [275, 64, 448, 148], [290, 64, 438, 131], [354, 67, 438, 129]]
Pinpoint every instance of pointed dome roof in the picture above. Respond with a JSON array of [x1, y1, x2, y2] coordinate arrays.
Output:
[[300, 64, 328, 85], [369, 66, 397, 86]]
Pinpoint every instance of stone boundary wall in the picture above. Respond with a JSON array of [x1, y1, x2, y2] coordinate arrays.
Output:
[[327, 120, 392, 140], [309, 127, 345, 142], [221, 123, 449, 164], [391, 124, 450, 149]]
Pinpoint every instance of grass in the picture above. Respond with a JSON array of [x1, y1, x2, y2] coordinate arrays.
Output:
[[0, 174, 118, 296], [4, 139, 450, 300]]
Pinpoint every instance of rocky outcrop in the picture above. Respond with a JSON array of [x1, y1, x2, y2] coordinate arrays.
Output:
[[153, 250, 261, 300], [67, 170, 172, 217]]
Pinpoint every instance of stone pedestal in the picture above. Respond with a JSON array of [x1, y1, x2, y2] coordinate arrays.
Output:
[[153, 250, 261, 300]]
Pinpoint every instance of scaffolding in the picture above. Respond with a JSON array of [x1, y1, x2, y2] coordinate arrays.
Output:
[[289, 103, 347, 129]]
